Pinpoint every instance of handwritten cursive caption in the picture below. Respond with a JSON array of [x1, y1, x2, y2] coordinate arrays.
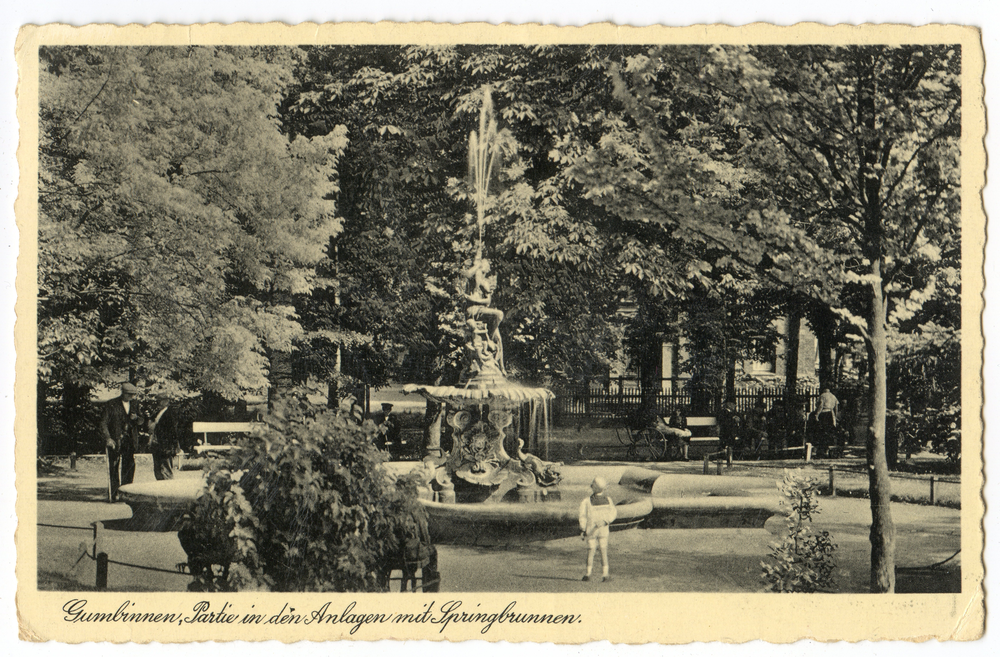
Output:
[[61, 599, 583, 635]]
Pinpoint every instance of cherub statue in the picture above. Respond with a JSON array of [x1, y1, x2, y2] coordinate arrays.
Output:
[[461, 255, 505, 375]]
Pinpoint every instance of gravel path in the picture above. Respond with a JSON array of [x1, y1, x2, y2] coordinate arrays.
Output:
[[35, 453, 961, 593]]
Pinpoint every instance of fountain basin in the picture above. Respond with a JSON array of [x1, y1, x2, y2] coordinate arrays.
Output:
[[117, 475, 205, 532], [617, 468, 781, 529], [422, 486, 653, 546], [116, 464, 780, 542], [401, 464, 780, 544]]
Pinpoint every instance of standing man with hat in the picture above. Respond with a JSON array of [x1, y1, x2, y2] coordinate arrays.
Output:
[[148, 392, 186, 481], [100, 382, 145, 502]]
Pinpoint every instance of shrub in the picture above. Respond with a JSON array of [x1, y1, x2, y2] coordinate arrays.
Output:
[[761, 471, 837, 592], [180, 388, 424, 592]]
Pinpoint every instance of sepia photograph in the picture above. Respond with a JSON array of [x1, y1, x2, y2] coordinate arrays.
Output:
[[14, 22, 985, 643]]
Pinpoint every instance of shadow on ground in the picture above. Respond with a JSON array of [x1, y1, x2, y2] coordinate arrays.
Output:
[[896, 565, 962, 593], [38, 470, 110, 503], [39, 569, 97, 592]]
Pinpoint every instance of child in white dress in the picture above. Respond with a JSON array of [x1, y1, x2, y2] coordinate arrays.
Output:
[[579, 476, 617, 582]]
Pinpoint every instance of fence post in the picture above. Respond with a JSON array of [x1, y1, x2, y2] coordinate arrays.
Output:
[[69, 452, 77, 470], [805, 443, 813, 462], [727, 446, 733, 467], [703, 453, 710, 475], [96, 552, 109, 590], [716, 458, 723, 476], [829, 467, 836, 496], [92, 519, 108, 589], [617, 376, 624, 416], [929, 476, 936, 506]]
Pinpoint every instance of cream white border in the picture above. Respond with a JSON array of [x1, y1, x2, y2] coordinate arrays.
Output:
[[13, 21, 986, 644]]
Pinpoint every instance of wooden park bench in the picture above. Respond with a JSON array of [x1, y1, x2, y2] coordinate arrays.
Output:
[[685, 416, 815, 462], [177, 421, 259, 468], [613, 415, 718, 461], [684, 416, 721, 459]]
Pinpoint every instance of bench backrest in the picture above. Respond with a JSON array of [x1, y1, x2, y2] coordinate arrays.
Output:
[[191, 421, 257, 434], [191, 421, 258, 446], [686, 416, 718, 439]]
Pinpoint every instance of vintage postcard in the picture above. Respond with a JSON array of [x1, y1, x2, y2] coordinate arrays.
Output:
[[14, 22, 985, 643]]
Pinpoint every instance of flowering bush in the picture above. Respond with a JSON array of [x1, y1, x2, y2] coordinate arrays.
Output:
[[761, 471, 837, 593]]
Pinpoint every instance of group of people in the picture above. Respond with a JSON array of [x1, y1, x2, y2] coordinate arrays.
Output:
[[717, 388, 843, 458], [100, 383, 187, 502]]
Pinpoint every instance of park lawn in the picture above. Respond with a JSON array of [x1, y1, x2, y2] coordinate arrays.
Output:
[[725, 462, 961, 508]]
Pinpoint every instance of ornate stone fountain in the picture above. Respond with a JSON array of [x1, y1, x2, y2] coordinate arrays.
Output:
[[403, 250, 562, 504], [400, 86, 563, 504]]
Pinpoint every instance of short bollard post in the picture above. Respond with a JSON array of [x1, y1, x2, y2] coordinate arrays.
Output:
[[930, 476, 936, 506], [69, 451, 77, 470], [829, 467, 836, 496], [726, 446, 733, 467], [716, 458, 723, 476], [703, 453, 710, 475], [96, 552, 109, 590], [805, 443, 813, 462]]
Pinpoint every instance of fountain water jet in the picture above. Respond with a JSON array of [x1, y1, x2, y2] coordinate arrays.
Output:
[[399, 85, 564, 504]]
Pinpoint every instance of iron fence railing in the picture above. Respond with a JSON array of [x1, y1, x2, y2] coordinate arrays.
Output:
[[553, 381, 821, 421]]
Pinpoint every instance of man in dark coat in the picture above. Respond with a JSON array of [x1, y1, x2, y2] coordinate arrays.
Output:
[[745, 400, 769, 457], [718, 399, 742, 456], [148, 392, 187, 480], [100, 382, 144, 502]]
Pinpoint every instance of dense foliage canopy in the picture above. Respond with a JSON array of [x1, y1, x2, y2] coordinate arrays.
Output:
[[39, 46, 347, 398], [37, 44, 964, 593]]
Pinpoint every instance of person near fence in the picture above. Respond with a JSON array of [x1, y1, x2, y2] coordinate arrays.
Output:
[[814, 388, 840, 455], [816, 388, 840, 428], [666, 409, 692, 460], [766, 401, 788, 451], [148, 392, 186, 480], [100, 382, 145, 502], [745, 400, 769, 456], [579, 476, 617, 582], [667, 408, 687, 431], [375, 403, 398, 452], [719, 399, 742, 457]]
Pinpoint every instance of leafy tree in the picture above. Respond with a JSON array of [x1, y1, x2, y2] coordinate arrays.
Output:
[[283, 45, 689, 389], [569, 45, 960, 592], [886, 239, 960, 460], [38, 46, 347, 408]]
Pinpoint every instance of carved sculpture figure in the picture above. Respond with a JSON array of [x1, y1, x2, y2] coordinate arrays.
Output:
[[517, 439, 563, 487], [461, 255, 505, 376]]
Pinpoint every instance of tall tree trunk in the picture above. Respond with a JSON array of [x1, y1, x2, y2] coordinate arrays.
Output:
[[815, 307, 836, 390], [62, 381, 91, 454], [783, 302, 802, 451], [37, 379, 50, 456], [867, 266, 896, 593], [725, 355, 737, 404], [638, 339, 660, 424], [784, 300, 802, 400], [856, 50, 895, 593]]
